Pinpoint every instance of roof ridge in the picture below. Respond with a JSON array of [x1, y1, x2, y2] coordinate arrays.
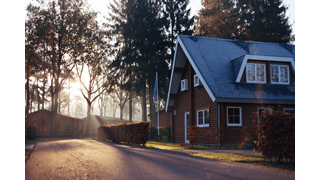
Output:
[[178, 34, 295, 46]]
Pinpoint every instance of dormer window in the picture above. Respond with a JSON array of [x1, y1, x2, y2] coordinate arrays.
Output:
[[246, 63, 266, 83], [181, 79, 188, 91], [194, 75, 202, 87], [270, 65, 290, 84]]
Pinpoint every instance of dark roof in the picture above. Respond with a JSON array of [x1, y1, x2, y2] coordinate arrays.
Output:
[[178, 35, 295, 101]]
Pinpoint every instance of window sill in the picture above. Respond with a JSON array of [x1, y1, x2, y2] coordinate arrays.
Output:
[[227, 124, 242, 127], [197, 124, 209, 128]]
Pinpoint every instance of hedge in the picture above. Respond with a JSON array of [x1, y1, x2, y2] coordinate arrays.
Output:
[[98, 122, 150, 145], [257, 111, 295, 163]]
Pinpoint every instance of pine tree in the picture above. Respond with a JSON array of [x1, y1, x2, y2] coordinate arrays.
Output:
[[234, 0, 292, 43], [163, 0, 194, 62], [194, 0, 236, 39], [195, 0, 293, 43]]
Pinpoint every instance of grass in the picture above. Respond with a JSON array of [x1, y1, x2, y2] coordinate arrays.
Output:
[[145, 141, 253, 150], [190, 152, 295, 172]]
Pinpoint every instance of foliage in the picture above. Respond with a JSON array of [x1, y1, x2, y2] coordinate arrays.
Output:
[[26, 124, 37, 140], [195, 0, 293, 43], [189, 125, 202, 147], [98, 122, 150, 145], [257, 111, 295, 163], [240, 125, 258, 149]]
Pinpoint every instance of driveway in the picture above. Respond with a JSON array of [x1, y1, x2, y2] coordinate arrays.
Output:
[[26, 139, 294, 180]]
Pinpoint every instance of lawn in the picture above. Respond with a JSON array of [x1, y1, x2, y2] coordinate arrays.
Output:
[[190, 152, 294, 171], [145, 141, 252, 150]]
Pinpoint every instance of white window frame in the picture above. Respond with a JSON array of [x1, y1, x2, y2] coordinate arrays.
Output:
[[258, 108, 272, 122], [283, 108, 295, 114], [227, 107, 242, 126], [246, 63, 266, 83], [197, 109, 209, 127], [173, 109, 176, 115], [270, 64, 290, 85], [194, 74, 202, 87], [181, 79, 188, 91]]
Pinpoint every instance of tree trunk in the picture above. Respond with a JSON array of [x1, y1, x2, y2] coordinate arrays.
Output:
[[86, 102, 91, 136], [149, 87, 156, 126]]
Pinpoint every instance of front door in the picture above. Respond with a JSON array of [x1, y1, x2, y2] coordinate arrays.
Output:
[[185, 112, 190, 144]]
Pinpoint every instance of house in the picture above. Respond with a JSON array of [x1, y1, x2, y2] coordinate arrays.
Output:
[[26, 109, 85, 137], [165, 35, 295, 145], [149, 110, 172, 128]]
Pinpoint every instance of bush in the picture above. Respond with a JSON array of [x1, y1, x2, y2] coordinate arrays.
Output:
[[98, 122, 150, 145], [156, 126, 169, 140], [26, 125, 37, 140], [257, 111, 295, 163], [189, 125, 202, 147]]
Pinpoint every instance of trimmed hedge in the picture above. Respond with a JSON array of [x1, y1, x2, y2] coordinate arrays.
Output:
[[98, 122, 150, 145], [257, 111, 295, 163]]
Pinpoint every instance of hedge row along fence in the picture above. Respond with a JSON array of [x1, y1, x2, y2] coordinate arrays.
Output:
[[98, 122, 150, 145], [257, 111, 295, 164]]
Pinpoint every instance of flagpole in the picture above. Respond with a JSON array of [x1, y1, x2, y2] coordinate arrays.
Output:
[[157, 72, 160, 136]]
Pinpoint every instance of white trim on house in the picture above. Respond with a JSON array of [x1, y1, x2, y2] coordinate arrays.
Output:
[[196, 109, 209, 127], [165, 36, 217, 112], [270, 64, 290, 85], [283, 108, 295, 114], [257, 107, 272, 122], [181, 79, 188, 91], [194, 74, 202, 87], [227, 107, 242, 126], [236, 55, 295, 83], [246, 63, 267, 84]]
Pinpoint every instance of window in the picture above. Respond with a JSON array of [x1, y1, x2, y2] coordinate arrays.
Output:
[[173, 109, 176, 115], [194, 75, 202, 87], [227, 107, 242, 126], [246, 63, 266, 83], [181, 79, 188, 91], [258, 108, 272, 122], [283, 108, 295, 114], [270, 65, 290, 84], [197, 109, 209, 127]]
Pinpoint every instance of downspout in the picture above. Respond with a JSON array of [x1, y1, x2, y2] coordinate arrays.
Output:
[[218, 102, 221, 146]]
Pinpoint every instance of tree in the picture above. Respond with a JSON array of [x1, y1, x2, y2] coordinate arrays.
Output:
[[195, 0, 293, 43], [194, 0, 237, 38], [25, 0, 100, 136], [163, 0, 194, 62], [234, 0, 292, 43], [75, 24, 109, 135]]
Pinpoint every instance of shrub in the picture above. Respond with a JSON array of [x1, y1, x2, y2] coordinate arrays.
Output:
[[26, 124, 37, 140], [257, 111, 295, 163], [189, 125, 202, 148], [155, 126, 170, 140], [166, 126, 171, 140], [98, 122, 150, 145], [149, 127, 157, 140]]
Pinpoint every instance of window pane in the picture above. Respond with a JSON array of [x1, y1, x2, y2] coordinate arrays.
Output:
[[233, 108, 240, 116], [270, 65, 279, 82], [228, 115, 233, 124], [228, 108, 233, 116], [234, 116, 240, 124], [280, 66, 289, 83], [256, 64, 265, 82], [247, 64, 255, 81], [198, 111, 203, 125], [204, 110, 209, 124]]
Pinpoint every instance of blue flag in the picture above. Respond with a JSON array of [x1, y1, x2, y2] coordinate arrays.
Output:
[[153, 73, 157, 102]]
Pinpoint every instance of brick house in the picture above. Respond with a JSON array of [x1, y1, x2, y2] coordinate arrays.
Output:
[[26, 109, 85, 137], [149, 110, 172, 128], [165, 35, 295, 145]]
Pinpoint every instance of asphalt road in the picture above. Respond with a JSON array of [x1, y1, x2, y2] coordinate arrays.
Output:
[[25, 139, 295, 180]]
